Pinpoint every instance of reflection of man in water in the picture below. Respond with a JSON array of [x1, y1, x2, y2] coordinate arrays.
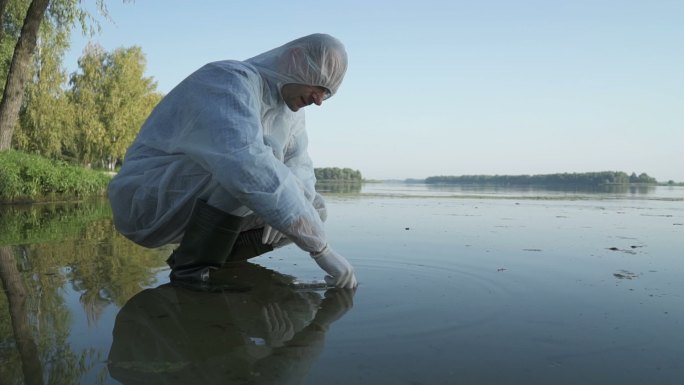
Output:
[[108, 262, 354, 384]]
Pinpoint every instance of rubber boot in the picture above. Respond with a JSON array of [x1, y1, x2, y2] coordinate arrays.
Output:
[[226, 227, 274, 262], [166, 199, 243, 285]]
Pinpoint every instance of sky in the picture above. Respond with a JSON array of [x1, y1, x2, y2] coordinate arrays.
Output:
[[64, 0, 684, 182]]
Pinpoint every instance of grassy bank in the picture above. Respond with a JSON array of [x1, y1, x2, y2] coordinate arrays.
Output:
[[0, 150, 111, 204]]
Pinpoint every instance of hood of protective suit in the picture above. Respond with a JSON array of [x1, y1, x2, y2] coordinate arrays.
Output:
[[246, 33, 348, 100]]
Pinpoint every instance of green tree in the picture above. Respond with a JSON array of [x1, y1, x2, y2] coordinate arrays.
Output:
[[13, 6, 74, 158], [0, 0, 50, 151], [637, 172, 656, 184], [0, 0, 106, 151], [68, 42, 106, 166], [69, 43, 161, 169], [98, 45, 160, 169], [0, 1, 30, 90], [314, 167, 363, 181]]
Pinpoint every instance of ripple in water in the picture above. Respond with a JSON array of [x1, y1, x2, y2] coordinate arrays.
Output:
[[339, 254, 516, 345]]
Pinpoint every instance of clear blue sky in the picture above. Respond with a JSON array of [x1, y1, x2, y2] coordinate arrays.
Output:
[[65, 0, 684, 182]]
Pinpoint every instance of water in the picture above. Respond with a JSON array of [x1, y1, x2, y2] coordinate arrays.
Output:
[[0, 184, 682, 384]]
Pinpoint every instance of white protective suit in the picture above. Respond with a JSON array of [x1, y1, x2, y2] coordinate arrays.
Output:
[[108, 34, 347, 255]]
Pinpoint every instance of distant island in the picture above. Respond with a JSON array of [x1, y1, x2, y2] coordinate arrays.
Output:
[[312, 169, 682, 186], [422, 171, 663, 186], [315, 167, 362, 182]]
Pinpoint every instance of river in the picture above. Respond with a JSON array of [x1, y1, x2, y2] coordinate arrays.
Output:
[[0, 183, 682, 384]]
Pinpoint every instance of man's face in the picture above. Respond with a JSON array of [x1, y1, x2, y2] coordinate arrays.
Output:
[[281, 83, 331, 112]]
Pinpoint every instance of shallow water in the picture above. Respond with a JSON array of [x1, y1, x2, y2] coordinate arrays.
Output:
[[0, 184, 682, 384]]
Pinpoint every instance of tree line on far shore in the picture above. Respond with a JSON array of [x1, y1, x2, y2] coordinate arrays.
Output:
[[424, 171, 659, 186], [315, 167, 362, 182]]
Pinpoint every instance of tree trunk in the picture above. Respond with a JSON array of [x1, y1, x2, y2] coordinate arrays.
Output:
[[0, 0, 51, 151], [0, 246, 44, 385]]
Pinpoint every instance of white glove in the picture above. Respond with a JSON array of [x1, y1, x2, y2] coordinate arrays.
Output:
[[311, 245, 357, 289], [262, 224, 284, 245]]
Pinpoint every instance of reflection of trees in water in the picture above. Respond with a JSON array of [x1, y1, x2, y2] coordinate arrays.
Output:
[[0, 245, 43, 385], [315, 181, 362, 194], [0, 200, 170, 384], [0, 200, 111, 245], [1, 244, 93, 385]]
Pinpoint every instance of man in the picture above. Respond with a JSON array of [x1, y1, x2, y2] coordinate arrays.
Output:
[[108, 33, 357, 289]]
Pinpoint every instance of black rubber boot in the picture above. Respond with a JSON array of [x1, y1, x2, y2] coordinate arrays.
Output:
[[226, 227, 274, 262], [167, 199, 243, 285]]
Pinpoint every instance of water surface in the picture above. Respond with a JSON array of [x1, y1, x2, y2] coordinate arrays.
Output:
[[1, 184, 682, 384]]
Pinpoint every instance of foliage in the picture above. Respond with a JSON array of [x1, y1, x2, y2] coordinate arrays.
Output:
[[314, 167, 362, 181], [0, 1, 30, 90], [0, 149, 110, 202], [628, 172, 657, 184], [13, 8, 74, 159], [16, 42, 163, 169], [68, 43, 161, 169], [4, 1, 155, 171], [424, 171, 658, 186], [0, 0, 106, 150]]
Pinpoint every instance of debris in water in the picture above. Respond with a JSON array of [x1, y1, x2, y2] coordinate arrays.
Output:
[[613, 270, 639, 280], [607, 247, 637, 254]]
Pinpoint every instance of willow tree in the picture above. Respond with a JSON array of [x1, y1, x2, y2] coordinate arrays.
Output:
[[67, 42, 105, 165], [0, 0, 105, 151], [13, 0, 74, 158], [69, 43, 161, 169], [0, 0, 51, 151], [98, 46, 161, 170]]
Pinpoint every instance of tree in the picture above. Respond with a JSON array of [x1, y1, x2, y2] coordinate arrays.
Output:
[[68, 42, 106, 165], [637, 172, 656, 184], [0, 0, 50, 151], [0, 0, 31, 91], [98, 46, 160, 169], [314, 167, 363, 181], [69, 43, 161, 169], [0, 0, 105, 151], [13, 1, 74, 158]]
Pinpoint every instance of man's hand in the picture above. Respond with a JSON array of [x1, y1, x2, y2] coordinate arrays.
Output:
[[311, 245, 357, 289], [315, 288, 355, 328]]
